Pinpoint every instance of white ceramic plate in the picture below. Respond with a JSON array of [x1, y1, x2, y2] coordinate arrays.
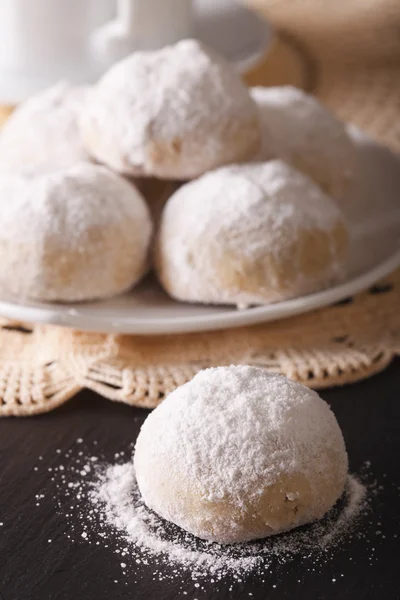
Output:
[[0, 128, 399, 335]]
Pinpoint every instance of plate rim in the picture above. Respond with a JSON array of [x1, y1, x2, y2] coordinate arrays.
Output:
[[0, 248, 398, 335]]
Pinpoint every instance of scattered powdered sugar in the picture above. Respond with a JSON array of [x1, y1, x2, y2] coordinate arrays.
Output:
[[55, 456, 371, 585], [90, 462, 262, 575], [156, 160, 349, 307], [92, 462, 367, 574], [42, 436, 385, 594]]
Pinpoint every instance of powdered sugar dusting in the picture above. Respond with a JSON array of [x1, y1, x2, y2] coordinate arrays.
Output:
[[250, 86, 355, 199], [80, 39, 260, 178], [30, 434, 390, 594], [0, 163, 152, 301], [0, 81, 90, 174], [54, 452, 372, 585], [156, 160, 349, 306], [135, 367, 348, 543]]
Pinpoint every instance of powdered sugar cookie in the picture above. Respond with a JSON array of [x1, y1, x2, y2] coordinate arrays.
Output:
[[155, 160, 349, 308], [135, 366, 348, 543], [0, 82, 90, 174], [81, 39, 261, 179], [251, 86, 355, 200], [0, 164, 152, 302]]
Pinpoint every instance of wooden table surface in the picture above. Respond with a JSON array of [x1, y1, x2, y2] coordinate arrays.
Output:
[[0, 359, 399, 600]]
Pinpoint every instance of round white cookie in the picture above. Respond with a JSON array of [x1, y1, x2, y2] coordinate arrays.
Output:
[[155, 160, 349, 307], [251, 86, 355, 199], [135, 366, 348, 544], [0, 82, 90, 174], [0, 164, 152, 302], [80, 39, 261, 179]]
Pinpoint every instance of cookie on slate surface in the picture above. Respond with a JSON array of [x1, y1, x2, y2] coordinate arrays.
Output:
[[135, 366, 348, 543]]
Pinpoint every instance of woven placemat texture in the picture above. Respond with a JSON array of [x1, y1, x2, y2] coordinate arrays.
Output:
[[0, 270, 398, 416], [0, 4, 399, 415]]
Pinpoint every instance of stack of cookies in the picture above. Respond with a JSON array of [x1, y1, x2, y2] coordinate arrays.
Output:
[[0, 39, 355, 307]]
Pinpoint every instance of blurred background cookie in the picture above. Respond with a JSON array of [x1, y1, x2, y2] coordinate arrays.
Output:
[[0, 82, 91, 173], [251, 86, 355, 201]]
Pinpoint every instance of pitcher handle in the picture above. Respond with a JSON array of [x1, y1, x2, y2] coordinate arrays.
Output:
[[91, 0, 193, 69], [116, 0, 136, 34]]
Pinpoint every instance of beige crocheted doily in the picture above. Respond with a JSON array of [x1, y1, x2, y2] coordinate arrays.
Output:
[[0, 3, 399, 416], [0, 269, 398, 416]]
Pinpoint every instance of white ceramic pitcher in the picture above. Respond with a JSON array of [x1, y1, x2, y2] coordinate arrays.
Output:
[[0, 0, 193, 103]]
